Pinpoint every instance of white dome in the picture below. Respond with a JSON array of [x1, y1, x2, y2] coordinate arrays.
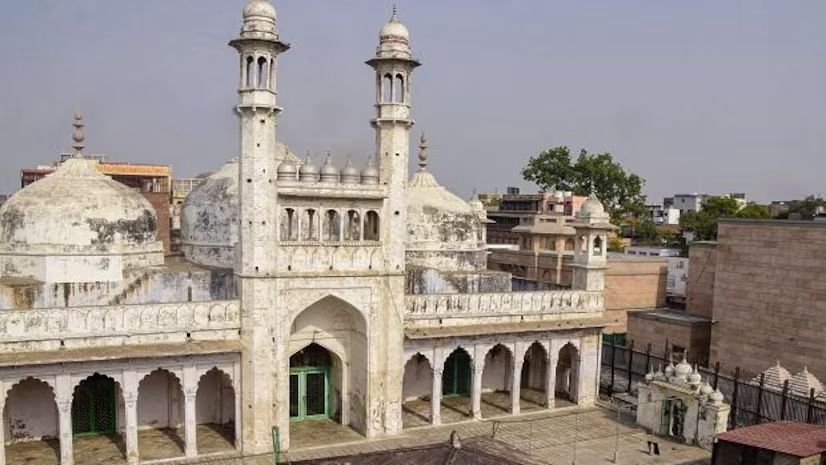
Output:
[[380, 20, 409, 41], [181, 142, 297, 268], [243, 0, 275, 20], [0, 158, 160, 255], [579, 194, 606, 216], [0, 157, 163, 282]]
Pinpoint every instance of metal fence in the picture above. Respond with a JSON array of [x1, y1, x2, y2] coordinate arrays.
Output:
[[600, 338, 826, 428]]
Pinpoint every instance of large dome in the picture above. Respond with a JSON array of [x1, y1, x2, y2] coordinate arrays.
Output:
[[405, 137, 485, 271], [180, 142, 297, 268], [0, 157, 164, 282]]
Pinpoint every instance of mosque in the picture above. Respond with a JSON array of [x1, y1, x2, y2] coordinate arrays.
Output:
[[0, 1, 614, 464]]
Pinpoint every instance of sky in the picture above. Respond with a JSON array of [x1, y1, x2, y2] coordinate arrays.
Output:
[[0, 1, 823, 205]]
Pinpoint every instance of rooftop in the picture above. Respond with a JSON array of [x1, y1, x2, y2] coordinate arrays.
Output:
[[716, 421, 826, 457]]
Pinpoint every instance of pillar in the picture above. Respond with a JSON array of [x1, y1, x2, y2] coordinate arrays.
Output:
[[471, 363, 483, 419], [544, 354, 555, 408], [431, 368, 442, 426], [233, 379, 241, 450], [56, 398, 74, 465], [511, 358, 523, 416], [124, 391, 139, 464], [0, 388, 5, 465], [182, 366, 198, 458], [55, 374, 74, 465]]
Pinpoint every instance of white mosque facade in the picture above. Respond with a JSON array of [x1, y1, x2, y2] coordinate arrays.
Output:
[[0, 1, 614, 464]]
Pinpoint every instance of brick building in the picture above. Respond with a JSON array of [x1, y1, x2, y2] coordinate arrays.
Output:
[[628, 219, 826, 385]]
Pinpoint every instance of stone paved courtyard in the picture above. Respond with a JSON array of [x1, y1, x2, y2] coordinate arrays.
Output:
[[5, 407, 710, 465]]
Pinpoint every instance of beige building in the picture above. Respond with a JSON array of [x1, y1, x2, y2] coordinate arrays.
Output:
[[0, 3, 616, 464], [487, 206, 668, 334]]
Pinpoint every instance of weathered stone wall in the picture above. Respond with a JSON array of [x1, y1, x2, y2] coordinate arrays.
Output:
[[142, 192, 171, 255], [710, 220, 826, 381], [405, 267, 510, 295], [626, 311, 711, 364]]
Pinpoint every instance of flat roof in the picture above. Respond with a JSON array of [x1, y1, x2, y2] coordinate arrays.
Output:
[[405, 315, 614, 339], [629, 309, 711, 326], [716, 422, 826, 457]]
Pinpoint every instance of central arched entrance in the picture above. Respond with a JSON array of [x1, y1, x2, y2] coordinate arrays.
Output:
[[289, 343, 333, 421], [288, 295, 368, 448]]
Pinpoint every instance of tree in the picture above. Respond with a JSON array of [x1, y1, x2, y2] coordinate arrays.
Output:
[[521, 146, 646, 220], [680, 197, 770, 241]]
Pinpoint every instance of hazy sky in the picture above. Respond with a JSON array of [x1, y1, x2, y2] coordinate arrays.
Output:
[[0, 1, 823, 204]]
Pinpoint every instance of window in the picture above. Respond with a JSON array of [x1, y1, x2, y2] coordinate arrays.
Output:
[[257, 57, 269, 89], [281, 208, 297, 241], [345, 210, 361, 241], [301, 209, 318, 241], [364, 211, 380, 241], [322, 210, 341, 241], [394, 73, 405, 103], [245, 56, 254, 87], [382, 74, 393, 102]]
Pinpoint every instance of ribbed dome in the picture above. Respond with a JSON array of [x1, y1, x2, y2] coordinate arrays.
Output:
[[340, 158, 360, 184], [0, 158, 161, 256]]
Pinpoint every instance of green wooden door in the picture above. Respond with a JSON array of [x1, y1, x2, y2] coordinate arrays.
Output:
[[289, 368, 329, 420], [443, 350, 471, 396], [72, 374, 116, 436]]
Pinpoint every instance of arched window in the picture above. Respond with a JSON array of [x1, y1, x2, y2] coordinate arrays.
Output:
[[301, 209, 318, 241], [383, 74, 393, 102], [593, 236, 603, 255], [345, 210, 361, 241], [322, 210, 341, 241], [364, 211, 380, 241], [394, 73, 405, 103], [270, 58, 276, 89], [245, 56, 254, 88], [257, 57, 268, 89], [281, 208, 297, 241]]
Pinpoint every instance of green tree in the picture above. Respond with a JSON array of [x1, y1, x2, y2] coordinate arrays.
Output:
[[521, 147, 646, 220], [680, 196, 767, 241], [737, 204, 770, 219]]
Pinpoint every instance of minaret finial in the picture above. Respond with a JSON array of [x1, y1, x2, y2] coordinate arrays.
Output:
[[418, 132, 428, 171], [391, 4, 399, 21], [72, 108, 85, 157]]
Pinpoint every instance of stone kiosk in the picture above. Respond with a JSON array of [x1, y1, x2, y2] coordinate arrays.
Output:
[[636, 358, 730, 449]]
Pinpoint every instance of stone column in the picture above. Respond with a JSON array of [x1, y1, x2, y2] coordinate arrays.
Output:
[[233, 375, 242, 450], [55, 374, 74, 465], [182, 366, 198, 458], [56, 398, 74, 465], [124, 391, 139, 464], [544, 354, 555, 408], [471, 363, 483, 419], [511, 358, 523, 416], [0, 389, 5, 465], [431, 368, 442, 426]]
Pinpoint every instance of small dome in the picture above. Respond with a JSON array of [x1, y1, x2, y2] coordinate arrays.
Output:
[[709, 389, 724, 405], [790, 367, 824, 397], [299, 156, 319, 182], [243, 0, 276, 20], [320, 154, 338, 183], [380, 7, 409, 40], [360, 157, 379, 185], [579, 194, 607, 217], [664, 362, 675, 377], [644, 372, 655, 383], [700, 382, 714, 396], [340, 158, 360, 184], [689, 366, 702, 386], [277, 159, 297, 181], [675, 357, 692, 380], [756, 362, 793, 390]]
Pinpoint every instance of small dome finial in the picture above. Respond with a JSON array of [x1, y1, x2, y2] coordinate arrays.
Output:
[[390, 4, 399, 22], [72, 108, 85, 157], [418, 132, 428, 171]]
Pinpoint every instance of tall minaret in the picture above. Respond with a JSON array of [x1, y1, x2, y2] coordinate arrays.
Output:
[[367, 7, 420, 270], [366, 7, 420, 436], [229, 0, 288, 455]]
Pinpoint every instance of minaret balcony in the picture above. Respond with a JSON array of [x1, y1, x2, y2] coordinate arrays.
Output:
[[237, 89, 278, 109]]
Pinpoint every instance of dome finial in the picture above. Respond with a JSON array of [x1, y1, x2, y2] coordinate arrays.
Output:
[[390, 4, 399, 22], [72, 108, 85, 158], [418, 132, 428, 172]]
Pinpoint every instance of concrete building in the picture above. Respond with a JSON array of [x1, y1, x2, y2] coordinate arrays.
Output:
[[647, 204, 680, 225], [484, 189, 587, 246], [0, 3, 614, 464], [664, 193, 747, 215], [713, 422, 826, 465]]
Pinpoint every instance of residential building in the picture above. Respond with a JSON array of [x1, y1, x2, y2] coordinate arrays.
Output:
[[484, 188, 587, 245], [0, 4, 614, 464], [713, 422, 826, 465], [664, 192, 747, 214], [647, 204, 680, 225]]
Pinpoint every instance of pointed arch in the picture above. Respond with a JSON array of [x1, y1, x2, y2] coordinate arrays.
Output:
[[4, 377, 58, 445], [257, 56, 269, 89], [394, 73, 405, 103], [195, 368, 236, 452], [382, 73, 393, 102]]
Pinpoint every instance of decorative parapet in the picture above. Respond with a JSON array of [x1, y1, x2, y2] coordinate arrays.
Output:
[[0, 300, 240, 353], [405, 290, 603, 327]]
